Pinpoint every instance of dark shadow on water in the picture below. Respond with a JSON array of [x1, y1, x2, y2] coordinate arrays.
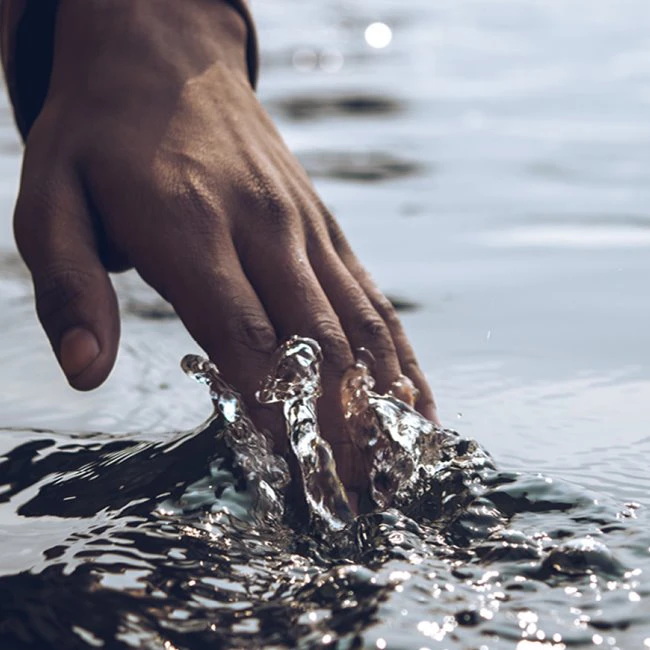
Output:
[[386, 295, 420, 313], [298, 150, 423, 182], [269, 93, 404, 121], [123, 300, 177, 320]]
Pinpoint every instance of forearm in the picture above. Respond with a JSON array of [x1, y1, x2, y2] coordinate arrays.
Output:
[[0, 0, 259, 140]]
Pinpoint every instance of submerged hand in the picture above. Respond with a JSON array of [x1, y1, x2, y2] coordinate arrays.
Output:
[[12, 0, 436, 487]]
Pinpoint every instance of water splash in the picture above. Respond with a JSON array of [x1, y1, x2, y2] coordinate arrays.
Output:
[[256, 337, 354, 532], [0, 341, 646, 648], [182, 337, 491, 532], [175, 339, 642, 647], [179, 354, 289, 526], [341, 354, 494, 516]]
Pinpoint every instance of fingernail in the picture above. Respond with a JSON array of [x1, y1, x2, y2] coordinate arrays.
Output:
[[59, 327, 100, 380]]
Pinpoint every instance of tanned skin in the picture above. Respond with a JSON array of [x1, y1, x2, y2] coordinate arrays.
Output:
[[12, 0, 437, 489]]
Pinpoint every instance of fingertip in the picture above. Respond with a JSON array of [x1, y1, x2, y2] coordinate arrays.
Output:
[[60, 327, 99, 378], [420, 400, 441, 426], [59, 326, 113, 391]]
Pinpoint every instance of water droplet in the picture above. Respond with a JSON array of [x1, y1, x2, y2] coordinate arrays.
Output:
[[218, 393, 238, 423], [258, 336, 352, 531]]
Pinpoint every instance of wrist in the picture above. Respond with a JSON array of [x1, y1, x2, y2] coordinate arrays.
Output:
[[51, 0, 252, 96]]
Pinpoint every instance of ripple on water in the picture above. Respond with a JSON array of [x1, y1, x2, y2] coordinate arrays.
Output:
[[2, 0, 650, 647], [0, 341, 649, 649]]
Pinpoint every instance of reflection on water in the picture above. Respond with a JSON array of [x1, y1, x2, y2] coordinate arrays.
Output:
[[1, 0, 650, 647]]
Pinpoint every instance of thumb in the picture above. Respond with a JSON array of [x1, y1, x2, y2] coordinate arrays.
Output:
[[13, 172, 120, 390]]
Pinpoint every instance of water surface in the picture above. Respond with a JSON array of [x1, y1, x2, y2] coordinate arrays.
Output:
[[1, 0, 649, 648]]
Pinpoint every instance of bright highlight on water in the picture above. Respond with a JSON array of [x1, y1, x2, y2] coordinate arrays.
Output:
[[365, 22, 393, 49]]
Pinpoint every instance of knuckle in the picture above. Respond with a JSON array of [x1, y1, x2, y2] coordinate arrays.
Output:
[[240, 174, 294, 235], [33, 265, 96, 324], [14, 187, 58, 262], [402, 355, 423, 377], [358, 311, 391, 343], [373, 294, 399, 324], [327, 219, 348, 252], [149, 155, 225, 239], [304, 220, 328, 257], [310, 320, 350, 367], [13, 209, 33, 261], [229, 312, 277, 354], [173, 177, 221, 235]]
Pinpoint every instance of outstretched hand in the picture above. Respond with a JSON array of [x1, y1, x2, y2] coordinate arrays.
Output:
[[12, 0, 436, 488]]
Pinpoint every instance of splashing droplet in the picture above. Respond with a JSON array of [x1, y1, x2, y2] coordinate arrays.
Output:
[[389, 374, 420, 407], [257, 337, 353, 531], [180, 354, 289, 525], [183, 338, 491, 531]]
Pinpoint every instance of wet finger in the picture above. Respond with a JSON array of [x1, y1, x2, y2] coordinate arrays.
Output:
[[326, 220, 438, 422], [157, 241, 284, 442], [308, 238, 401, 394], [366, 286, 438, 423], [243, 238, 357, 479]]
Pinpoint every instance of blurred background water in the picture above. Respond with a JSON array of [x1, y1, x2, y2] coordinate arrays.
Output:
[[1, 1, 650, 647]]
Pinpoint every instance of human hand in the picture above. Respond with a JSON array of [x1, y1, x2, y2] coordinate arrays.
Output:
[[12, 0, 436, 488]]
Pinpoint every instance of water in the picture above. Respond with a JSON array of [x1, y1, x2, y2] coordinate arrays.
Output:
[[1, 339, 648, 648], [1, 0, 650, 647]]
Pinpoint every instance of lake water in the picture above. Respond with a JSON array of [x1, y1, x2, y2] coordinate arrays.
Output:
[[1, 0, 650, 648]]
